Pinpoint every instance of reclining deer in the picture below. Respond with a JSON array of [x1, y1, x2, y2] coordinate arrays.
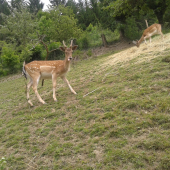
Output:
[[22, 40, 78, 106], [133, 23, 164, 47]]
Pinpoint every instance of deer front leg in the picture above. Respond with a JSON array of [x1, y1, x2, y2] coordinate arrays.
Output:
[[32, 82, 46, 104], [144, 37, 147, 44], [61, 76, 77, 94], [27, 80, 34, 106], [52, 74, 57, 101]]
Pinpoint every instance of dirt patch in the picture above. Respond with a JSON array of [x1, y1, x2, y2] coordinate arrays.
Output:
[[91, 40, 134, 57], [0, 74, 22, 83]]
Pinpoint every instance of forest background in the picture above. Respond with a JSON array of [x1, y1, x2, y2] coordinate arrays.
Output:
[[0, 0, 170, 76]]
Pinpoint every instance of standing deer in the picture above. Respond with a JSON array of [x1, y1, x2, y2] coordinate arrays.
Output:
[[22, 40, 78, 106], [132, 23, 164, 47]]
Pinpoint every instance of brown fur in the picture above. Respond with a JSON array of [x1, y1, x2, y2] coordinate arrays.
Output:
[[23, 41, 78, 106], [133, 23, 164, 47]]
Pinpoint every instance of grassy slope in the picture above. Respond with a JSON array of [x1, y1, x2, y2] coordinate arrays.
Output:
[[1, 34, 170, 169]]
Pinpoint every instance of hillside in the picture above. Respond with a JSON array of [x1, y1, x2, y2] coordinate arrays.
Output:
[[1, 34, 170, 169]]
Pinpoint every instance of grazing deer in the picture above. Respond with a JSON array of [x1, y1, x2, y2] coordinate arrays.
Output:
[[22, 40, 78, 106], [132, 23, 164, 47]]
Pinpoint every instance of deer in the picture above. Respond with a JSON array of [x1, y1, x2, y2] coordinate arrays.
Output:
[[132, 23, 164, 48], [22, 40, 78, 106]]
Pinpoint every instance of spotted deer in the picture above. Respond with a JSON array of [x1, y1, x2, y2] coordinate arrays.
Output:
[[22, 40, 78, 106], [132, 23, 164, 47]]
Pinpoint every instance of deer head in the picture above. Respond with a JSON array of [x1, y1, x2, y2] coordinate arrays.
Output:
[[59, 40, 78, 61]]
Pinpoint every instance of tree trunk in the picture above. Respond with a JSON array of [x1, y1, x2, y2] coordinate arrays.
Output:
[[101, 34, 108, 47], [119, 28, 125, 40], [155, 12, 164, 26]]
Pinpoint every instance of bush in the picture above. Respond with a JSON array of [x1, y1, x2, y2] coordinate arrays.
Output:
[[29, 44, 43, 61], [86, 23, 93, 32], [77, 36, 89, 49], [1, 46, 20, 73], [87, 49, 92, 57], [19, 46, 33, 63], [124, 17, 140, 40]]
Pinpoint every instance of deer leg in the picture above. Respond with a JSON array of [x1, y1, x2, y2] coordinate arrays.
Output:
[[149, 37, 151, 43], [61, 76, 77, 94], [32, 77, 46, 104], [144, 37, 147, 44], [27, 79, 34, 106], [52, 74, 57, 101], [160, 32, 164, 40]]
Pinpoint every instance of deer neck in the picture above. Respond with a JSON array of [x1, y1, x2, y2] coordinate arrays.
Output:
[[63, 57, 71, 71], [138, 35, 145, 46]]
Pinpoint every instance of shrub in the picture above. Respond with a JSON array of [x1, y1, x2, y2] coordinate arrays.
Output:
[[86, 23, 93, 32], [87, 49, 92, 57], [19, 46, 33, 63], [78, 37, 89, 49], [1, 46, 20, 73], [124, 17, 140, 40]]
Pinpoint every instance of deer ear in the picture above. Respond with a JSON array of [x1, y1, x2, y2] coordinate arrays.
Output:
[[72, 45, 78, 51], [59, 47, 65, 52]]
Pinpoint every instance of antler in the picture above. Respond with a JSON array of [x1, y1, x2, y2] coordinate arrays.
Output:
[[63, 40, 67, 47], [70, 40, 73, 48]]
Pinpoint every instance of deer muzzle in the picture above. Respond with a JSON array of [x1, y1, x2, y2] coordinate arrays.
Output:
[[68, 57, 72, 61]]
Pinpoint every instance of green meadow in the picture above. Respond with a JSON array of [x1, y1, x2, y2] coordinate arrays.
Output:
[[1, 34, 170, 169]]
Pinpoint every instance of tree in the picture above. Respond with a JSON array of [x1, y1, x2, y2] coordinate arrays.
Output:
[[0, 5, 37, 54], [10, 0, 27, 9], [103, 0, 170, 25], [37, 5, 81, 42], [49, 0, 66, 7], [28, 0, 44, 14], [0, 0, 11, 25], [76, 0, 97, 30], [65, 0, 78, 15], [144, 0, 170, 25]]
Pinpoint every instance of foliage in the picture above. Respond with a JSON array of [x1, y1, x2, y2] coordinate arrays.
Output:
[[77, 24, 119, 49], [0, 0, 11, 25], [87, 49, 92, 56], [0, 5, 37, 46], [37, 5, 81, 42], [1, 45, 20, 73], [28, 0, 44, 14], [49, 0, 66, 7], [103, 0, 170, 25], [77, 36, 89, 49], [124, 17, 140, 40], [19, 46, 33, 62]]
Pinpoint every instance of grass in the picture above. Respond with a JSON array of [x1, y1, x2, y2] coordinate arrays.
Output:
[[1, 34, 170, 169]]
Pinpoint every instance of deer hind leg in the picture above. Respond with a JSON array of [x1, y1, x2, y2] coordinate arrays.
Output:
[[32, 76, 46, 104], [27, 79, 34, 106], [160, 32, 164, 40], [61, 76, 77, 94], [52, 74, 57, 101]]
